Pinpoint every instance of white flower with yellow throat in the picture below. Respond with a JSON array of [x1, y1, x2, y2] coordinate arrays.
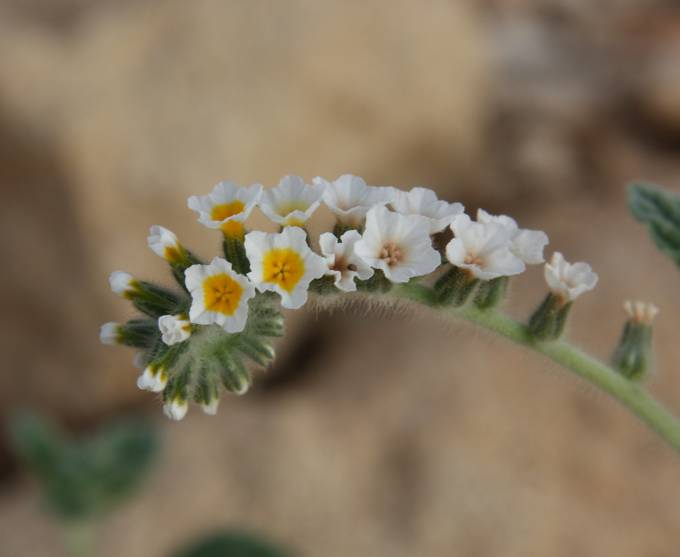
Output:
[[187, 181, 262, 238], [245, 227, 327, 308], [185, 257, 256, 333], [259, 175, 324, 227]]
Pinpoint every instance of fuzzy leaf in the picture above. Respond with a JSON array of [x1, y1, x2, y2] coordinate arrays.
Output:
[[171, 532, 292, 557], [9, 413, 158, 520], [628, 183, 680, 267]]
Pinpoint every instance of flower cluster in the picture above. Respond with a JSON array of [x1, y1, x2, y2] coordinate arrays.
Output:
[[102, 174, 600, 419]]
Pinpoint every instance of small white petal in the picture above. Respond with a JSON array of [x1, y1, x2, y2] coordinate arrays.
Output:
[[544, 252, 598, 301], [109, 271, 136, 297], [99, 322, 121, 345], [259, 175, 324, 226], [315, 174, 395, 227], [158, 315, 192, 346], [201, 398, 220, 415], [476, 209, 548, 265], [319, 230, 374, 292], [163, 399, 188, 421], [392, 187, 465, 233], [148, 225, 183, 261], [187, 181, 262, 230]]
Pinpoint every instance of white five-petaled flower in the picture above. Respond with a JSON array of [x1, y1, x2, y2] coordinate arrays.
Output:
[[624, 300, 659, 325], [99, 322, 122, 345], [446, 214, 525, 280], [476, 209, 549, 265], [187, 181, 262, 237], [354, 206, 440, 283], [109, 271, 137, 297], [148, 225, 185, 263], [163, 397, 188, 421], [313, 174, 396, 227], [319, 230, 374, 291], [259, 175, 324, 227], [137, 365, 168, 393], [245, 226, 327, 308], [158, 314, 192, 345], [185, 257, 256, 333], [544, 252, 598, 301], [391, 187, 465, 234]]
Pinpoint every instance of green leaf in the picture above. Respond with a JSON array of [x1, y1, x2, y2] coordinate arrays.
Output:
[[8, 413, 159, 521], [628, 182, 680, 267], [171, 531, 292, 557]]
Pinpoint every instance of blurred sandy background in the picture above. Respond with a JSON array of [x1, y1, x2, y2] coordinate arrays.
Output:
[[1, 0, 680, 555]]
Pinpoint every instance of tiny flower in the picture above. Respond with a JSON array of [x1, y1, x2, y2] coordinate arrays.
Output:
[[391, 187, 465, 234], [158, 314, 192, 345], [314, 174, 396, 227], [148, 225, 186, 264], [99, 322, 122, 345], [185, 257, 256, 333], [354, 206, 440, 283], [187, 181, 262, 238], [201, 397, 220, 416], [446, 214, 525, 280], [163, 397, 188, 421], [109, 271, 137, 298], [137, 365, 168, 393], [544, 252, 598, 301], [624, 300, 659, 325], [245, 226, 327, 308], [477, 209, 549, 265], [318, 230, 374, 291], [259, 175, 324, 227]]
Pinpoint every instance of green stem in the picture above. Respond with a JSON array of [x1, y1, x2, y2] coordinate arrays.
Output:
[[395, 284, 680, 453]]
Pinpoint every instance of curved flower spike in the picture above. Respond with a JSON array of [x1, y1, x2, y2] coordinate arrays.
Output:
[[245, 227, 327, 308], [259, 175, 324, 227], [354, 206, 440, 283], [392, 187, 465, 234], [187, 181, 262, 238]]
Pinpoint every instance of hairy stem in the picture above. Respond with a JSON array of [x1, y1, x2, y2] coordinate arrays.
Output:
[[395, 284, 680, 454]]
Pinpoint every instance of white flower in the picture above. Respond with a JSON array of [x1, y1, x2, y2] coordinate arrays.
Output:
[[391, 187, 465, 234], [446, 214, 525, 280], [318, 230, 374, 291], [158, 315, 192, 345], [259, 175, 324, 227], [201, 397, 220, 416], [313, 174, 396, 227], [624, 300, 659, 325], [148, 225, 185, 263], [163, 397, 188, 421], [544, 252, 598, 301], [477, 209, 549, 265], [354, 206, 440, 283], [185, 257, 255, 333], [187, 181, 262, 237], [99, 322, 122, 345], [245, 226, 327, 308], [109, 271, 137, 298], [137, 365, 168, 393]]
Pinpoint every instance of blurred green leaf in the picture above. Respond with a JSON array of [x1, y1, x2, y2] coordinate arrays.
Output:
[[628, 183, 680, 267], [8, 412, 159, 521], [171, 531, 292, 557]]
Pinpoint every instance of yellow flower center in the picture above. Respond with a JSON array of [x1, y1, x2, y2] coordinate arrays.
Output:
[[211, 201, 246, 238], [203, 274, 244, 316], [211, 200, 245, 221], [262, 248, 305, 292], [277, 201, 309, 217]]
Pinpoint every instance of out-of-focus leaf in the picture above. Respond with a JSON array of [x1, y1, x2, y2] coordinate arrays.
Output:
[[628, 183, 680, 267], [171, 531, 292, 557], [8, 412, 159, 520]]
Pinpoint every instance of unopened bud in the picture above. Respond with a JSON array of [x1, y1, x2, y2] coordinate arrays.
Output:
[[474, 276, 509, 310], [528, 293, 572, 341], [612, 300, 658, 381]]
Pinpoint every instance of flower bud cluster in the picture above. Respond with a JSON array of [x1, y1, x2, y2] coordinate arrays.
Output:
[[101, 174, 610, 420]]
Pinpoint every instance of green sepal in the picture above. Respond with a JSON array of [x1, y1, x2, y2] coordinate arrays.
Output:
[[357, 269, 392, 293], [309, 275, 338, 295], [612, 321, 654, 381], [434, 266, 479, 307], [528, 293, 572, 341], [237, 336, 275, 367], [118, 319, 159, 349], [130, 281, 186, 318], [218, 353, 252, 394], [170, 251, 202, 291], [474, 276, 509, 310], [223, 234, 250, 275], [333, 222, 361, 238]]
